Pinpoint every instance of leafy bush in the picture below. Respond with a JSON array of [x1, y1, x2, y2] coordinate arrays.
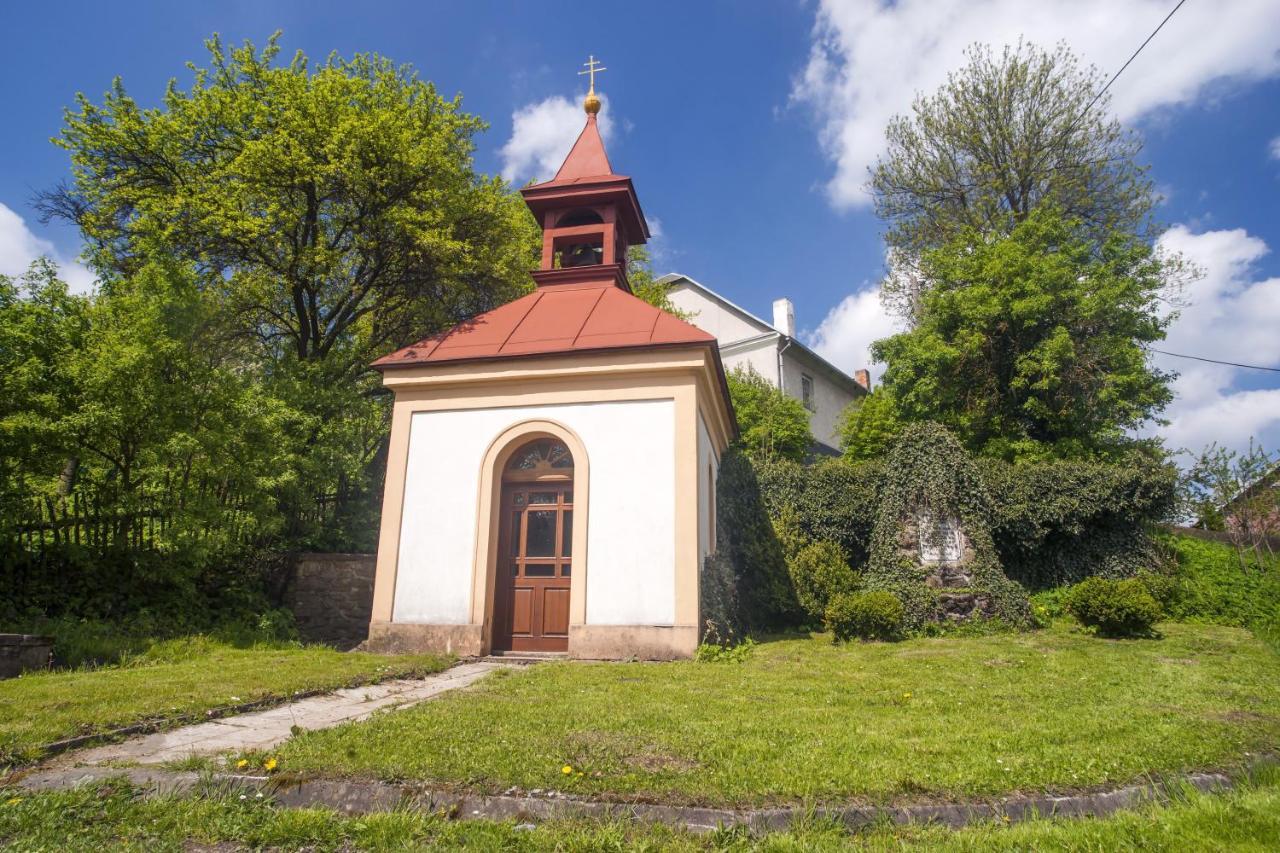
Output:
[[725, 365, 811, 462], [693, 637, 757, 663], [825, 591, 905, 642], [788, 540, 860, 622], [753, 452, 1175, 594], [1065, 577, 1162, 638], [754, 457, 883, 567]]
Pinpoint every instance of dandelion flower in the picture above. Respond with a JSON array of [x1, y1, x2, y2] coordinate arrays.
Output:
[[561, 765, 573, 775], [263, 757, 278, 771], [236, 759, 249, 769]]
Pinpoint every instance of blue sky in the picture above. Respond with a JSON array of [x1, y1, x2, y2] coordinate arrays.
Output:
[[2, 0, 1278, 459]]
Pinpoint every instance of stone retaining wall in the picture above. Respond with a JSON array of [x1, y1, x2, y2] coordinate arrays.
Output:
[[0, 634, 53, 679], [282, 553, 376, 650]]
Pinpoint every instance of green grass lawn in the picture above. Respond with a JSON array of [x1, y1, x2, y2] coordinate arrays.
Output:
[[3, 765, 1280, 851], [0, 638, 450, 765], [273, 622, 1280, 807]]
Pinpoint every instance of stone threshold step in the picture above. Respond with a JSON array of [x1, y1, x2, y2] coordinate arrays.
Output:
[[481, 651, 564, 664]]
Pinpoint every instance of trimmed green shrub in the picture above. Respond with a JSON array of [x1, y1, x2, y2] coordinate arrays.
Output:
[[1065, 577, 1162, 638], [825, 590, 905, 642], [788, 540, 860, 622]]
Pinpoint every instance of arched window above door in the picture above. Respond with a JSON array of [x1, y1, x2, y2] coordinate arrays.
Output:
[[506, 438, 574, 473]]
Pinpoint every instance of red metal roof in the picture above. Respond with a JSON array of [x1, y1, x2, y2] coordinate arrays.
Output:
[[553, 114, 612, 181], [373, 282, 716, 369]]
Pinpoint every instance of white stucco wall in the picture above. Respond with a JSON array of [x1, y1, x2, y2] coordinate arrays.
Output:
[[668, 282, 769, 344], [720, 339, 782, 387], [393, 399, 677, 626], [667, 275, 864, 452], [781, 352, 860, 451]]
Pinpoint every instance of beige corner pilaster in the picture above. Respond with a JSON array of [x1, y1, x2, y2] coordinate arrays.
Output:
[[673, 380, 701, 629], [370, 399, 415, 623]]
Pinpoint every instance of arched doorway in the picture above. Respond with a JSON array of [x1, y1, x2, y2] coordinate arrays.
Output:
[[492, 437, 575, 652]]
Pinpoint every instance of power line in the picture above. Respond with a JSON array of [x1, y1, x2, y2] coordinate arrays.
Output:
[[1149, 348, 1280, 373], [1083, 0, 1191, 118], [1038, 0, 1190, 174]]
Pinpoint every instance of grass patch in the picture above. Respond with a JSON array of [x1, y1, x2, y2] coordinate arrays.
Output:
[[1157, 533, 1280, 649], [0, 639, 450, 765], [275, 623, 1280, 807], [2, 765, 1280, 850]]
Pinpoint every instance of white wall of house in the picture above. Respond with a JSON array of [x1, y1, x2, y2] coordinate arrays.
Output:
[[393, 399, 677, 627], [720, 338, 781, 384], [668, 282, 765, 343], [780, 350, 857, 450], [665, 275, 865, 453]]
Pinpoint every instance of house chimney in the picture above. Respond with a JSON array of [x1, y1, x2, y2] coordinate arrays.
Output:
[[854, 369, 871, 391], [772, 298, 795, 338]]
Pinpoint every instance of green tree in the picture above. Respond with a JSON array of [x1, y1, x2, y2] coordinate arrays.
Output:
[[626, 244, 690, 319], [37, 33, 542, 544], [39, 261, 289, 544], [870, 42, 1156, 321], [40, 33, 539, 374], [0, 260, 90, 504], [838, 390, 902, 461], [726, 365, 811, 462], [872, 205, 1174, 461]]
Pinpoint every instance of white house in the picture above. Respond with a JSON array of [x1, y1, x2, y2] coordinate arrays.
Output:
[[662, 274, 869, 454]]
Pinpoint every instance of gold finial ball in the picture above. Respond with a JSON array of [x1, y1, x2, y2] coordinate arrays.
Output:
[[583, 91, 602, 115]]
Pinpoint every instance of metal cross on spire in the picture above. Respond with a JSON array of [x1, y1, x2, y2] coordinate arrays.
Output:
[[578, 55, 607, 93]]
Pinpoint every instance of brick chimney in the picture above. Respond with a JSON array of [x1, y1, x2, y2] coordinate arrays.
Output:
[[772, 298, 795, 337], [854, 369, 871, 391]]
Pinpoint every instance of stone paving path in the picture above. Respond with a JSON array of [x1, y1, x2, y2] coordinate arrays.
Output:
[[50, 660, 512, 769]]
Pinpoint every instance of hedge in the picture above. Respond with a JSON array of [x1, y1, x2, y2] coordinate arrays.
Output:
[[753, 450, 1176, 592]]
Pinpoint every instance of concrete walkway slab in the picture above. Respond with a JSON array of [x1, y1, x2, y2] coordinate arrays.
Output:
[[49, 660, 512, 768]]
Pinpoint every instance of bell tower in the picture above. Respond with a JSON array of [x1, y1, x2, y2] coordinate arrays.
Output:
[[520, 55, 650, 293]]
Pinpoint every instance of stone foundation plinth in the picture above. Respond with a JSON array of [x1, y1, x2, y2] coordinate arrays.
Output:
[[360, 622, 697, 660]]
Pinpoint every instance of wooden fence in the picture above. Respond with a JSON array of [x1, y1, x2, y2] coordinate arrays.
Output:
[[0, 487, 281, 557]]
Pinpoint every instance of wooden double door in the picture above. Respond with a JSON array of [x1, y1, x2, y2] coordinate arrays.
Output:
[[493, 480, 574, 652]]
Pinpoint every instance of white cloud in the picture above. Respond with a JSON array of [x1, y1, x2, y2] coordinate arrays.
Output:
[[806, 284, 900, 385], [1269, 134, 1280, 160], [1151, 225, 1280, 456], [499, 94, 615, 185], [796, 0, 1280, 208], [0, 202, 95, 294]]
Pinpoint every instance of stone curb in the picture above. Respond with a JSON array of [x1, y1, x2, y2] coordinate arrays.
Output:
[[12, 758, 1273, 833]]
